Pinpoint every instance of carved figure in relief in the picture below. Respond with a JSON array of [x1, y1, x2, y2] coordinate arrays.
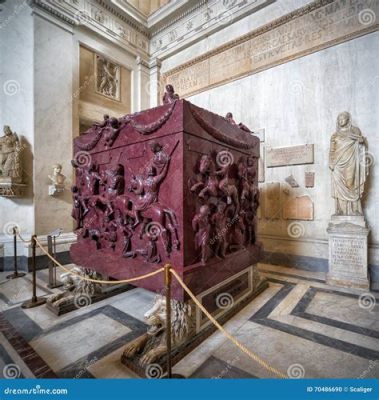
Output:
[[329, 112, 368, 216], [94, 164, 125, 220], [82, 162, 101, 197], [211, 202, 228, 258], [0, 125, 22, 181], [219, 173, 239, 214], [150, 142, 169, 171], [162, 84, 179, 104], [71, 186, 88, 230], [129, 163, 169, 226], [190, 154, 219, 199], [98, 59, 119, 98], [124, 232, 161, 264], [126, 143, 179, 256], [103, 117, 121, 148], [192, 205, 211, 265], [224, 112, 251, 133], [189, 150, 259, 263]]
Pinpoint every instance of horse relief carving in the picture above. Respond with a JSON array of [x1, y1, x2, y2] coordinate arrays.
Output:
[[71, 141, 179, 263]]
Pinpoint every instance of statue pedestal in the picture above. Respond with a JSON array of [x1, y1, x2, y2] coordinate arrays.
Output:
[[327, 217, 370, 290], [48, 184, 65, 196]]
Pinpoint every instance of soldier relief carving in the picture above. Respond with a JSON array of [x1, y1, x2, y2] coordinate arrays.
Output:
[[71, 141, 179, 264], [95, 55, 120, 100], [190, 149, 259, 265]]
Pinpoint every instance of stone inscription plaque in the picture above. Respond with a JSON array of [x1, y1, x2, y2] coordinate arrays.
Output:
[[330, 237, 366, 274], [266, 144, 314, 167], [283, 195, 314, 220], [305, 171, 315, 188], [163, 0, 379, 97]]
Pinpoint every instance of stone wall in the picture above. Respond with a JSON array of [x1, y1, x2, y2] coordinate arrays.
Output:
[[158, 1, 379, 286]]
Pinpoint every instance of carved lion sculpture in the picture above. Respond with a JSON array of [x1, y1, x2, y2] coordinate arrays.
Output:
[[47, 266, 102, 308], [122, 295, 194, 367]]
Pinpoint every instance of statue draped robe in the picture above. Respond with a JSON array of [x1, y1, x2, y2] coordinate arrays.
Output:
[[329, 127, 367, 214]]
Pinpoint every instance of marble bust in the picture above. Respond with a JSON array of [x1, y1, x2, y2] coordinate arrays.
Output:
[[0, 125, 22, 182], [48, 164, 66, 196], [48, 164, 66, 186], [329, 112, 368, 216]]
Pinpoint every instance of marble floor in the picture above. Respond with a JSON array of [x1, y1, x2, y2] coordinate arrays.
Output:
[[0, 263, 378, 379]]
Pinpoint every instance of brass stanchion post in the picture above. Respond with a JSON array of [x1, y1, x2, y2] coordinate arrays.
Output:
[[164, 264, 172, 378], [7, 227, 25, 279], [22, 235, 46, 309]]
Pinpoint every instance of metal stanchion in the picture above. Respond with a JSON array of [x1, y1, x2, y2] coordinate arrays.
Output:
[[21, 235, 47, 309], [164, 264, 172, 379], [47, 228, 63, 289], [6, 227, 26, 279]]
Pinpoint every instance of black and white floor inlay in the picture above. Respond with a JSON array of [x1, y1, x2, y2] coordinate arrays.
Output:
[[0, 263, 378, 379]]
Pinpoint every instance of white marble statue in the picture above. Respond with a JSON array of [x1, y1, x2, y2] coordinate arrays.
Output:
[[329, 112, 368, 216], [0, 125, 22, 182]]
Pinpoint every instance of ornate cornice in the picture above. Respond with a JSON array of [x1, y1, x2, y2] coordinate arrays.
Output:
[[163, 0, 333, 76], [29, 0, 149, 55], [150, 0, 272, 57]]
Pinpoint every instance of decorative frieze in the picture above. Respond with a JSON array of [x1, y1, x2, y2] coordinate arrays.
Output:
[[162, 0, 379, 97]]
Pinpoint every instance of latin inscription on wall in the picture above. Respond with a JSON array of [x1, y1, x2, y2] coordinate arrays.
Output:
[[163, 0, 379, 97], [330, 237, 366, 275], [266, 144, 314, 167]]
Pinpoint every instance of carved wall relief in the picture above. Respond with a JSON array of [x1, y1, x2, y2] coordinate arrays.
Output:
[[95, 54, 121, 101]]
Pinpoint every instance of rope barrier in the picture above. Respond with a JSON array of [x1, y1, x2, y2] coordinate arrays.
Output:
[[34, 237, 164, 285], [15, 229, 31, 244], [170, 268, 287, 379], [23, 231, 285, 378]]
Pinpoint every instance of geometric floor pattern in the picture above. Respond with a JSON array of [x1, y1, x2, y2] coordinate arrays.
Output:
[[0, 263, 378, 379]]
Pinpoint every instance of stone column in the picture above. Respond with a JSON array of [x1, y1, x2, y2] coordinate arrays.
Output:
[[135, 56, 150, 112], [33, 10, 74, 235], [149, 58, 162, 108]]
